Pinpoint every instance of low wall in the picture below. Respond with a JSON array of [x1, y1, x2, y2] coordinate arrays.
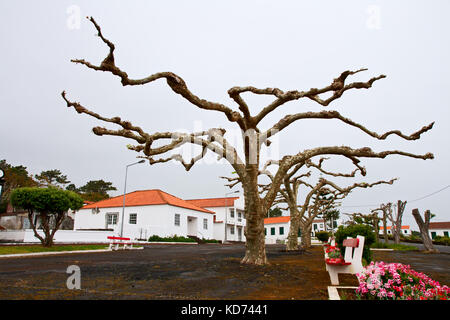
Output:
[[0, 229, 115, 243], [0, 230, 25, 242]]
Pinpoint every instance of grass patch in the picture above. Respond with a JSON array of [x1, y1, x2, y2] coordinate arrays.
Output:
[[0, 244, 109, 255], [371, 242, 418, 251]]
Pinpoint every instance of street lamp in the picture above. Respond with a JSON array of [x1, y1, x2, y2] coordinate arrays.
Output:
[[120, 159, 145, 237], [224, 190, 240, 243]]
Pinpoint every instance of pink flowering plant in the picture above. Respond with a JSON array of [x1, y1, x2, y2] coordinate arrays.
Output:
[[356, 261, 450, 300]]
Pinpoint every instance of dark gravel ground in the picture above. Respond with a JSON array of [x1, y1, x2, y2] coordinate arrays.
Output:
[[0, 244, 448, 300]]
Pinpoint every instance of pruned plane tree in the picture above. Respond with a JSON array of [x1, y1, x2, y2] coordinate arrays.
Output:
[[63, 17, 434, 265], [238, 157, 397, 250]]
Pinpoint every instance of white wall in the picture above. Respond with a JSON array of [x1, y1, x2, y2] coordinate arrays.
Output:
[[204, 203, 246, 242], [311, 221, 326, 234], [265, 221, 291, 244], [74, 204, 215, 240], [379, 228, 412, 236], [429, 228, 450, 238], [0, 229, 114, 243], [0, 230, 26, 242]]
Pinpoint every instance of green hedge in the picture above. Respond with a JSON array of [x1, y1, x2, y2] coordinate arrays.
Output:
[[148, 235, 196, 242], [202, 238, 221, 243], [433, 236, 450, 246], [315, 231, 330, 243], [335, 224, 376, 264]]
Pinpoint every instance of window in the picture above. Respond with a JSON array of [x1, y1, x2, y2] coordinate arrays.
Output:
[[229, 209, 235, 218], [230, 226, 235, 235], [320, 224, 323, 229], [264, 228, 267, 235], [444, 231, 449, 237], [313, 224, 317, 230], [298, 229, 302, 237], [404, 230, 408, 234], [279, 227, 284, 235], [271, 227, 275, 235], [203, 218, 208, 230], [237, 212, 242, 222], [174, 214, 180, 226], [431, 232, 436, 239], [129, 213, 137, 224], [106, 213, 118, 225]]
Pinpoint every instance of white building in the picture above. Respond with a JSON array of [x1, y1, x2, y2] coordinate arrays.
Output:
[[186, 196, 246, 242], [428, 222, 450, 239], [379, 225, 412, 236], [75, 189, 216, 241], [264, 216, 326, 244]]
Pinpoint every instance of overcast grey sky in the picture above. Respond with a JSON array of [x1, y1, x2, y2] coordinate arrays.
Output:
[[1, 1, 449, 230]]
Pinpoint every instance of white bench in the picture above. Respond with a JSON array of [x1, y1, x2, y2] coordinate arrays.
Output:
[[107, 236, 135, 250], [325, 235, 365, 285]]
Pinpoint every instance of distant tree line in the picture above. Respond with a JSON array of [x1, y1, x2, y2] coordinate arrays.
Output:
[[0, 159, 117, 213]]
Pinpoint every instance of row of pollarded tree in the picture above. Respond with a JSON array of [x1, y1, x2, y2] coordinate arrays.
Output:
[[347, 203, 439, 253], [222, 157, 397, 250], [62, 16, 434, 265]]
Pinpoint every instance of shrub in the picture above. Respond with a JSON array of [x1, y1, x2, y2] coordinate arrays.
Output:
[[335, 224, 375, 263], [202, 238, 221, 243], [406, 234, 421, 242], [356, 261, 450, 300], [433, 236, 450, 246], [148, 235, 196, 242], [10, 187, 83, 247], [315, 231, 330, 243]]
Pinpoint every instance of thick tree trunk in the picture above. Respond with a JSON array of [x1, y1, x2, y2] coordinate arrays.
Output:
[[286, 212, 300, 251], [300, 223, 312, 248], [392, 200, 406, 245], [412, 208, 438, 253], [372, 215, 380, 243], [393, 224, 401, 244], [241, 164, 268, 265], [382, 212, 388, 243], [241, 200, 267, 265]]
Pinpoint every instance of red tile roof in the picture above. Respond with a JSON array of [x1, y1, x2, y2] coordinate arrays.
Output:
[[429, 222, 450, 230], [264, 216, 325, 225], [81, 189, 214, 214], [264, 216, 290, 225], [186, 197, 239, 208], [380, 225, 410, 230]]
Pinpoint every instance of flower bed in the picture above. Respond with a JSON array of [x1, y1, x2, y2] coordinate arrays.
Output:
[[356, 261, 450, 300], [325, 246, 341, 258]]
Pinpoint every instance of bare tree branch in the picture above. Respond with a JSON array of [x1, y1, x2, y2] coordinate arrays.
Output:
[[254, 68, 386, 124], [72, 17, 244, 127], [262, 109, 434, 142]]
